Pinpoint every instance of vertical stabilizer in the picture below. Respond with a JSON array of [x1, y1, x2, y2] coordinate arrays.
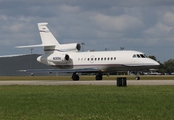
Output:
[[38, 23, 60, 46], [16, 23, 81, 53]]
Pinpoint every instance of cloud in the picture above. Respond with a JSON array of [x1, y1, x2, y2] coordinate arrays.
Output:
[[162, 11, 174, 26], [60, 4, 80, 13], [143, 22, 172, 37], [92, 14, 144, 32], [0, 0, 174, 61]]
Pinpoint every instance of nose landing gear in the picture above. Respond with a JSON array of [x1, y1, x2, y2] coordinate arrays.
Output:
[[136, 76, 140, 80]]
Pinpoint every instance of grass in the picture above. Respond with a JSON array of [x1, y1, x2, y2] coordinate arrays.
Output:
[[0, 85, 174, 120], [0, 75, 174, 80]]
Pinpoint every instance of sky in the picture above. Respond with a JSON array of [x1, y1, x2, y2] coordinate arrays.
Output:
[[0, 0, 174, 63]]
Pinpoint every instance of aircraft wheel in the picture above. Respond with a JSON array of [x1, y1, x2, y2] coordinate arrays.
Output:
[[95, 74, 103, 80], [72, 73, 79, 81], [136, 76, 140, 80]]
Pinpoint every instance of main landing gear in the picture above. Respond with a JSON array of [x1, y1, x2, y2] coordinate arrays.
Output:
[[71, 72, 103, 81], [72, 73, 79, 81], [95, 73, 103, 80]]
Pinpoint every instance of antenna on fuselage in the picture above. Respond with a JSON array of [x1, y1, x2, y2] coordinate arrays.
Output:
[[120, 47, 125, 50], [81, 42, 85, 52], [30, 48, 34, 54]]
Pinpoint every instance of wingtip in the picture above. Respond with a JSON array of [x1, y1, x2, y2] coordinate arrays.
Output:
[[17, 70, 27, 72]]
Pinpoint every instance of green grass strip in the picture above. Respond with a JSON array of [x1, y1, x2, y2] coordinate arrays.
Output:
[[0, 75, 174, 80], [0, 85, 174, 120]]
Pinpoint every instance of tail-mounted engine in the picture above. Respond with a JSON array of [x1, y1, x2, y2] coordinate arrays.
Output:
[[37, 54, 70, 64], [47, 54, 70, 63], [58, 43, 81, 52]]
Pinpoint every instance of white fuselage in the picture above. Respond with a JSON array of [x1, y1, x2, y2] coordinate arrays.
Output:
[[37, 50, 159, 72]]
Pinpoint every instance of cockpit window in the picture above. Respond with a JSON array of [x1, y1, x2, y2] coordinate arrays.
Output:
[[144, 54, 148, 58], [133, 54, 137, 58], [137, 54, 140, 58], [140, 54, 145, 58], [133, 54, 148, 58]]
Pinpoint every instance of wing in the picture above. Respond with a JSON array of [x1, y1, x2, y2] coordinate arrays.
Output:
[[18, 68, 100, 74]]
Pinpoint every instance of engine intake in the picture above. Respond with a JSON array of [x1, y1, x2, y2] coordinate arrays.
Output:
[[76, 43, 81, 51], [65, 54, 69, 61]]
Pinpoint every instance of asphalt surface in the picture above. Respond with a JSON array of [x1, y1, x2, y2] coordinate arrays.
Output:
[[0, 80, 174, 85]]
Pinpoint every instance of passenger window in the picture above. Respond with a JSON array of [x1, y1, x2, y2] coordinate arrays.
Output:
[[108, 58, 109, 60], [111, 57, 113, 60], [98, 58, 100, 61], [114, 57, 116, 60], [101, 58, 103, 60], [104, 58, 106, 60], [95, 58, 97, 61], [88, 58, 90, 61]]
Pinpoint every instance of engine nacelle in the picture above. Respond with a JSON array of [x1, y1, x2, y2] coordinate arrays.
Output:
[[47, 54, 70, 62], [37, 54, 70, 64], [58, 43, 81, 52]]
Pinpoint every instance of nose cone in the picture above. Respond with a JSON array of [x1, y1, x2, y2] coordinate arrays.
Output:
[[37, 56, 41, 62], [149, 59, 160, 68], [154, 61, 160, 66]]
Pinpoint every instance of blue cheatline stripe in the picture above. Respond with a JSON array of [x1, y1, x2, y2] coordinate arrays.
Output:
[[51, 64, 127, 67]]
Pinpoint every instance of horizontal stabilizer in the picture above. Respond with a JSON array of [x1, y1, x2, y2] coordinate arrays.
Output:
[[15, 44, 55, 48]]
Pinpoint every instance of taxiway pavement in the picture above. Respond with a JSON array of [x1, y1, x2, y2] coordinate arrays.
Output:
[[0, 80, 174, 85]]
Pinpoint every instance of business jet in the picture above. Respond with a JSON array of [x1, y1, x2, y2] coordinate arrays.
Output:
[[16, 23, 159, 80]]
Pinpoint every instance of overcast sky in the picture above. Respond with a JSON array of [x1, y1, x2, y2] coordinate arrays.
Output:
[[0, 0, 174, 62]]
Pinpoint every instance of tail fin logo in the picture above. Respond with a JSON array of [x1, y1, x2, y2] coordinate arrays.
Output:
[[39, 29, 50, 33], [39, 28, 50, 33]]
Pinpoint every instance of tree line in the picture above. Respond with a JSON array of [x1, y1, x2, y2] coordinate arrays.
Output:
[[149, 56, 174, 74]]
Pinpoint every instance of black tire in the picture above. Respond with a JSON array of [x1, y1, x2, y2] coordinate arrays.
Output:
[[136, 76, 140, 80], [95, 74, 102, 80], [72, 74, 79, 81]]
